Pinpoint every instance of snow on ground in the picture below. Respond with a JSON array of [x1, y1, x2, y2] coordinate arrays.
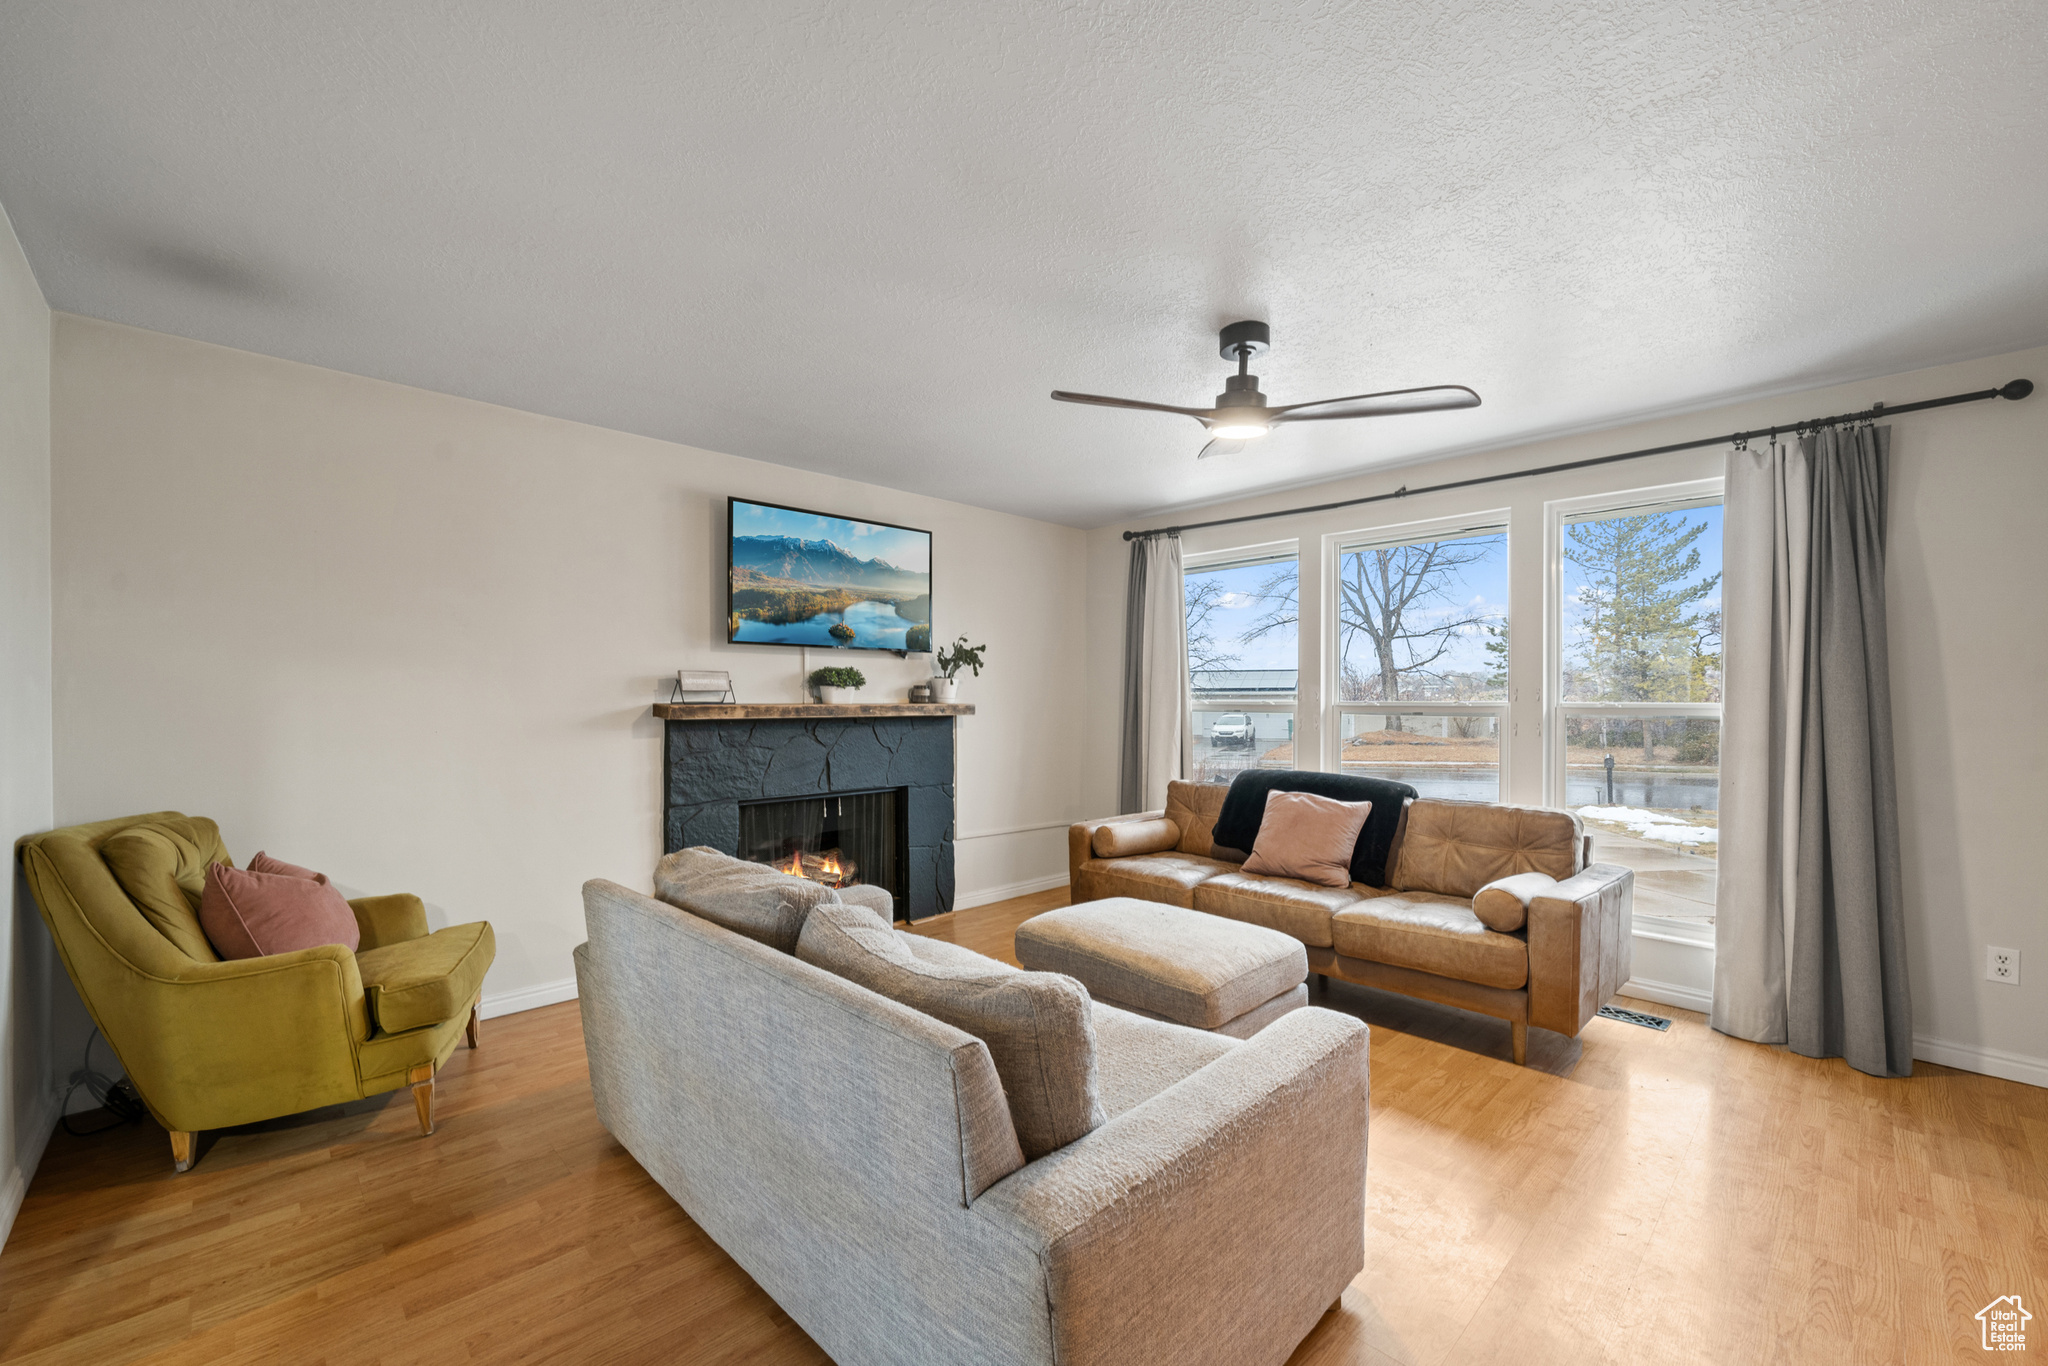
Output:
[[1575, 805, 1719, 845]]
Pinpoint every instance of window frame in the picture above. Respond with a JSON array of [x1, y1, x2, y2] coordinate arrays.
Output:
[[1183, 540, 1302, 781], [1544, 477, 1724, 939], [1320, 510, 1513, 796]]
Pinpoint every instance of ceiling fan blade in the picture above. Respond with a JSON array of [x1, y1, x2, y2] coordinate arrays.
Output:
[[1269, 385, 1481, 424], [1051, 390, 1214, 422], [1196, 438, 1247, 460]]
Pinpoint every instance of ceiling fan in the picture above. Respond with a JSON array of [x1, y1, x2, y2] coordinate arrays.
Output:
[[1052, 321, 1481, 459]]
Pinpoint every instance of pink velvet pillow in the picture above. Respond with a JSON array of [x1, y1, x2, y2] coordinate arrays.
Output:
[[199, 861, 360, 960], [1241, 790, 1373, 888], [248, 850, 321, 880]]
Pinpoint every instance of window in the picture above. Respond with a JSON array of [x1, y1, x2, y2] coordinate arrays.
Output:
[[1185, 546, 1297, 786], [1332, 522, 1508, 801], [1553, 493, 1722, 926]]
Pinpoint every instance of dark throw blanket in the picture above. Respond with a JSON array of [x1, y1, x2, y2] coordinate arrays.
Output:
[[1212, 770, 1419, 888]]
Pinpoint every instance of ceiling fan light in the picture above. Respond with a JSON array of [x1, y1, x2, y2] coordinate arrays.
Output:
[[1211, 421, 1270, 439]]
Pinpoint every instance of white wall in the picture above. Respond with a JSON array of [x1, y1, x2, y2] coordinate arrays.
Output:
[[1884, 362, 2048, 1086], [51, 316, 1091, 1020], [1086, 345, 2048, 1086], [0, 197, 57, 1246]]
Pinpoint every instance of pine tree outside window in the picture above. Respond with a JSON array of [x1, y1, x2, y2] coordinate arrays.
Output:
[[1550, 485, 1723, 931]]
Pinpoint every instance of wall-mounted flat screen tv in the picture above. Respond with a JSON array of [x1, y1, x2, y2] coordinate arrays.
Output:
[[727, 497, 933, 653]]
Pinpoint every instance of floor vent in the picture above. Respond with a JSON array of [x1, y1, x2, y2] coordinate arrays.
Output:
[[1598, 1004, 1672, 1031]]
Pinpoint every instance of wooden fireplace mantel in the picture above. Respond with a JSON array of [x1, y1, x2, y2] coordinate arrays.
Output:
[[653, 702, 976, 720]]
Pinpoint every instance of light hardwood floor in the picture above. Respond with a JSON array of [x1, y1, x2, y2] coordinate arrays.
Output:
[[3, 888, 2041, 1365]]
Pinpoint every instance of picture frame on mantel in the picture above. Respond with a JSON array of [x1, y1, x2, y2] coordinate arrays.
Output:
[[671, 669, 737, 705]]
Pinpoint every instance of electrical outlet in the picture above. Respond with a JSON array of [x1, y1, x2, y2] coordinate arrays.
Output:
[[1986, 946, 2020, 984]]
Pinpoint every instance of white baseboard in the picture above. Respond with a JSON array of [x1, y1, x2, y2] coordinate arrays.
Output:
[[1593, 995, 2046, 1089], [952, 872, 1069, 912], [1, 1088, 65, 1253], [1913, 1034, 2048, 1089], [1619, 976, 1714, 1015], [480, 976, 579, 1020]]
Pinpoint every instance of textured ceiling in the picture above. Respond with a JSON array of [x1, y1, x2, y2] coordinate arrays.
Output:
[[2, 2, 2044, 527]]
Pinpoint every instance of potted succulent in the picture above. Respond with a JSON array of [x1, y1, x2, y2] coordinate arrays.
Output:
[[929, 636, 985, 703], [809, 665, 867, 705]]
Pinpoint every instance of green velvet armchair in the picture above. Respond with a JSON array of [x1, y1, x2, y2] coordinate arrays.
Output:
[[18, 811, 495, 1172]]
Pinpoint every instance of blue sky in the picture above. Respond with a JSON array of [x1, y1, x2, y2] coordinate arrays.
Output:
[[1333, 531, 1510, 679], [1189, 534, 1512, 676], [1189, 504, 1723, 680], [1188, 560, 1300, 670], [1560, 504, 1724, 656], [733, 500, 931, 573]]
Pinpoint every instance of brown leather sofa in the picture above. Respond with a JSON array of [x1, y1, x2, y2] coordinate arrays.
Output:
[[1070, 782, 1633, 1064]]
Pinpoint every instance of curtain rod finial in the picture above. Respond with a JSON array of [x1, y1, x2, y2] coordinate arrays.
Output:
[[1123, 530, 1136, 541], [2000, 379, 2034, 401]]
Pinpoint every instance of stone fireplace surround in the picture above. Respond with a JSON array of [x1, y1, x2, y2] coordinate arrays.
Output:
[[659, 703, 972, 922]]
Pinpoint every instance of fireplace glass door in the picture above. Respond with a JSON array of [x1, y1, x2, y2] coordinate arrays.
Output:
[[738, 788, 907, 913]]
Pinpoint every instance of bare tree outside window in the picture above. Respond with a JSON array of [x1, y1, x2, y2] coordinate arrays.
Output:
[[1239, 564, 1299, 649], [1338, 537, 1507, 712], [1183, 576, 1242, 675], [1252, 532, 1506, 729], [1183, 557, 1299, 783]]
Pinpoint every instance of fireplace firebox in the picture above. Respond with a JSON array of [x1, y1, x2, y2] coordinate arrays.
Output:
[[738, 788, 906, 908], [659, 708, 964, 920]]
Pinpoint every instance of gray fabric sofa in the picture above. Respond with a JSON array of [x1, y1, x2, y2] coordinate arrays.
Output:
[[575, 877, 1371, 1366]]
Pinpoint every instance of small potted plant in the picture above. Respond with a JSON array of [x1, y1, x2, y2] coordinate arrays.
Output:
[[929, 636, 985, 703], [809, 665, 867, 705]]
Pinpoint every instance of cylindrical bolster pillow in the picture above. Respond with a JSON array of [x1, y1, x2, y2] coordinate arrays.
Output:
[[1092, 818, 1182, 859], [1471, 871, 1559, 932]]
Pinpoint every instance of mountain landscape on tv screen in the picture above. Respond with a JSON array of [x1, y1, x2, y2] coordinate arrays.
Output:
[[731, 535, 927, 594], [729, 531, 931, 651]]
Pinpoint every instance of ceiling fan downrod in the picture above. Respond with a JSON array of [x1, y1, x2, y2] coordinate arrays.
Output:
[[1215, 321, 1270, 412]]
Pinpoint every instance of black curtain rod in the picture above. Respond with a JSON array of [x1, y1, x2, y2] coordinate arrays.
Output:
[[1122, 378, 2035, 541]]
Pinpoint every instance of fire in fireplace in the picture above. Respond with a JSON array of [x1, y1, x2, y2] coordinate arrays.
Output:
[[739, 788, 907, 909], [770, 847, 856, 886]]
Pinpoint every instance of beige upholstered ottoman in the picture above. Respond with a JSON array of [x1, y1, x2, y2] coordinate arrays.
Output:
[[1014, 897, 1310, 1039]]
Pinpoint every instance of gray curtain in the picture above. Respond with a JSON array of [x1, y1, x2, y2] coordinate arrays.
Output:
[[1712, 436, 1807, 1044], [1790, 424, 1911, 1075], [1118, 534, 1191, 813], [1715, 424, 1912, 1077]]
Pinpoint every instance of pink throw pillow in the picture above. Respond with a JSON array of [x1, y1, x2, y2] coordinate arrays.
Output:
[[248, 850, 322, 881], [1241, 790, 1372, 888], [199, 861, 361, 960]]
